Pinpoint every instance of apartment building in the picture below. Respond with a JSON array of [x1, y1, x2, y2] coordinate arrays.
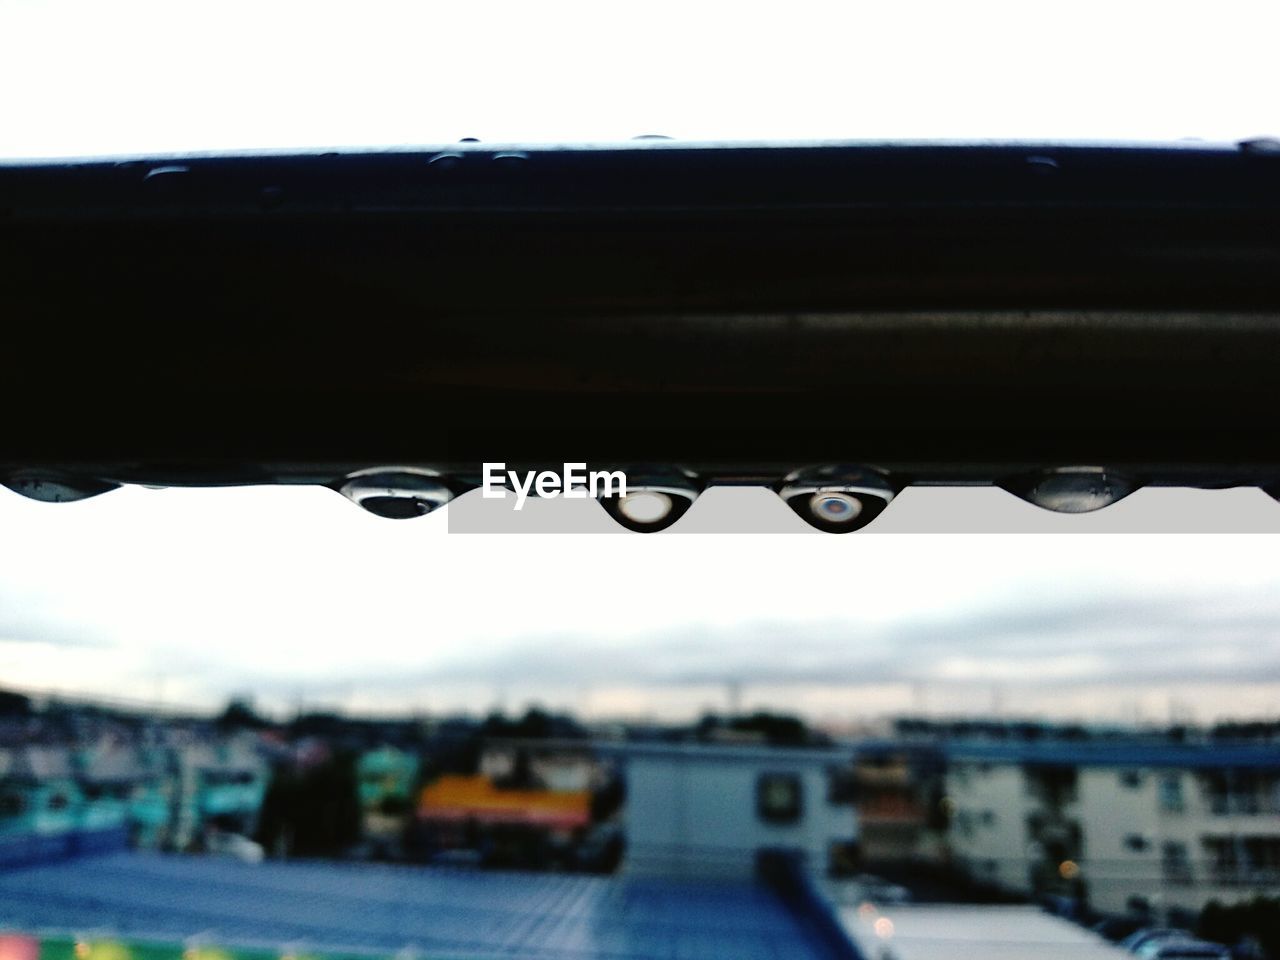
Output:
[[943, 740, 1280, 922]]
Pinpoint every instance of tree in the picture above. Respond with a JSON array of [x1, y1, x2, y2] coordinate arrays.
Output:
[[255, 751, 362, 857], [1199, 897, 1280, 959], [216, 697, 269, 731], [0, 689, 31, 716]]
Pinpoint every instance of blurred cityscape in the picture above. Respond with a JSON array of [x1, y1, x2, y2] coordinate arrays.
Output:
[[1, 688, 1277, 959]]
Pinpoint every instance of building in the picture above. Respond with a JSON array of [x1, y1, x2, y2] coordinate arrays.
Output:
[[849, 743, 948, 868], [357, 746, 420, 811], [942, 740, 1280, 922], [73, 740, 150, 853], [127, 745, 176, 849], [1, 735, 272, 864], [613, 742, 857, 881], [415, 772, 592, 868], [478, 740, 606, 793], [0, 744, 157, 864], [355, 745, 420, 856], [0, 747, 86, 865], [167, 737, 267, 850]]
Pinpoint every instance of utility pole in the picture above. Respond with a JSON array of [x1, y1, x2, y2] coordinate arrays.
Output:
[[726, 679, 742, 716]]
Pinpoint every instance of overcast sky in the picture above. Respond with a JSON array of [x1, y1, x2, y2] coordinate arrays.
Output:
[[1, 2, 1276, 158], [2, 485, 1279, 726], [2, 3, 1279, 726]]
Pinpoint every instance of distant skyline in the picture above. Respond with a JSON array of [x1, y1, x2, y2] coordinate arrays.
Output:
[[2, 485, 1279, 725]]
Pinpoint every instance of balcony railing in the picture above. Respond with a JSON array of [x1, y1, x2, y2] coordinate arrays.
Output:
[[1206, 794, 1280, 816], [1206, 865, 1280, 886]]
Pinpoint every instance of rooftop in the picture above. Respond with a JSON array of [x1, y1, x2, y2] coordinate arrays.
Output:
[[599, 741, 850, 766], [938, 740, 1280, 770], [417, 774, 590, 830], [0, 852, 849, 960]]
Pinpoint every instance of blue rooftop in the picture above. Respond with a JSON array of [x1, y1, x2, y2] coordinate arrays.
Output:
[[939, 740, 1280, 769], [0, 852, 850, 960]]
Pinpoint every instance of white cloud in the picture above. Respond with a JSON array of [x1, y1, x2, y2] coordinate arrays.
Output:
[[2, 485, 1279, 722]]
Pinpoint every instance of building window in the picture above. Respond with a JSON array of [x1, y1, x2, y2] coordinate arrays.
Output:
[[1199, 836, 1280, 885], [0, 792, 25, 818], [1203, 837, 1239, 885], [1200, 771, 1268, 815], [826, 766, 858, 804], [1242, 837, 1280, 883], [1119, 770, 1143, 789], [1159, 774, 1184, 813], [1124, 834, 1149, 853], [1203, 772, 1230, 815], [1023, 765, 1078, 806], [757, 773, 803, 824], [1162, 842, 1192, 885], [828, 839, 860, 875]]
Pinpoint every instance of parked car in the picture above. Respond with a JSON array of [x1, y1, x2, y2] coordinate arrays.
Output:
[[1134, 939, 1231, 960], [831, 874, 912, 906], [1093, 917, 1148, 943], [1123, 929, 1196, 953], [205, 831, 265, 864]]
